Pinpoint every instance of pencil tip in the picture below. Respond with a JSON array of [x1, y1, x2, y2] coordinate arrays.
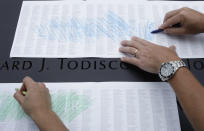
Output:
[[151, 29, 164, 34]]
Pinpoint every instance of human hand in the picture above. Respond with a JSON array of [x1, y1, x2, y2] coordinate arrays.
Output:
[[14, 76, 51, 119], [119, 36, 181, 74], [160, 7, 204, 35]]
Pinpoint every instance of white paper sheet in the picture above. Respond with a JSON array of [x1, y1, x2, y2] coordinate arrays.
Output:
[[10, 1, 204, 58], [85, 0, 148, 1], [0, 82, 180, 131]]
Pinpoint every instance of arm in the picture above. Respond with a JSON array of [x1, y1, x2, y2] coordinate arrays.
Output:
[[119, 36, 204, 131], [31, 109, 68, 131], [14, 76, 69, 131], [169, 68, 204, 131]]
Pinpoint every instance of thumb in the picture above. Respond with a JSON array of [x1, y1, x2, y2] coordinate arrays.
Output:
[[169, 45, 176, 51], [14, 90, 24, 105], [169, 45, 178, 55]]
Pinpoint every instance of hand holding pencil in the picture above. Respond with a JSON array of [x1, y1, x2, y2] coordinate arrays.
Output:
[[14, 76, 51, 117], [13, 76, 69, 131], [158, 7, 204, 35]]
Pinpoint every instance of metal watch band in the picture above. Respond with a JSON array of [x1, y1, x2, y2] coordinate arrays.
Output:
[[159, 60, 186, 81], [169, 61, 186, 73]]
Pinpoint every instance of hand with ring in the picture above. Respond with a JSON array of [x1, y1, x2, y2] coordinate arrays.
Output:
[[119, 36, 181, 74]]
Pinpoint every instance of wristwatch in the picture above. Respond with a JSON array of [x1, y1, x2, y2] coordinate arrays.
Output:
[[159, 60, 186, 81]]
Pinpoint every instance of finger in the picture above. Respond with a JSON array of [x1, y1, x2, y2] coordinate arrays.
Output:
[[131, 36, 149, 46], [23, 76, 36, 90], [132, 36, 161, 49], [119, 47, 138, 56], [13, 91, 24, 105], [121, 40, 144, 49], [163, 8, 182, 23], [131, 36, 139, 41], [120, 57, 140, 67], [164, 27, 186, 35], [159, 14, 182, 29]]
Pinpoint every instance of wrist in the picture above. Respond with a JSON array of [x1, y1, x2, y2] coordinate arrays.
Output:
[[200, 14, 204, 33], [30, 108, 54, 122], [30, 109, 69, 131], [30, 108, 68, 131], [158, 56, 181, 73], [168, 67, 189, 83], [159, 59, 186, 81]]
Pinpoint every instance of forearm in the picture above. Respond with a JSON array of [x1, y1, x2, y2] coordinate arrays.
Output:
[[200, 14, 204, 33], [31, 109, 69, 131], [169, 68, 204, 131]]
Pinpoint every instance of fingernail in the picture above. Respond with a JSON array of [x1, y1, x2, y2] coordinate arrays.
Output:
[[23, 76, 30, 82], [121, 40, 128, 45]]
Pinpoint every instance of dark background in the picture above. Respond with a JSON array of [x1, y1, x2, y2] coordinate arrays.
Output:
[[1, 0, 204, 130]]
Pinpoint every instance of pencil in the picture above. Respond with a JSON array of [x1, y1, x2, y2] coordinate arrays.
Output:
[[151, 23, 181, 34], [15, 88, 27, 95], [151, 29, 164, 33]]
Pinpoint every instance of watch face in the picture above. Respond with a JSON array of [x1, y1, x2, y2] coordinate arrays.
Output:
[[160, 63, 174, 77]]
